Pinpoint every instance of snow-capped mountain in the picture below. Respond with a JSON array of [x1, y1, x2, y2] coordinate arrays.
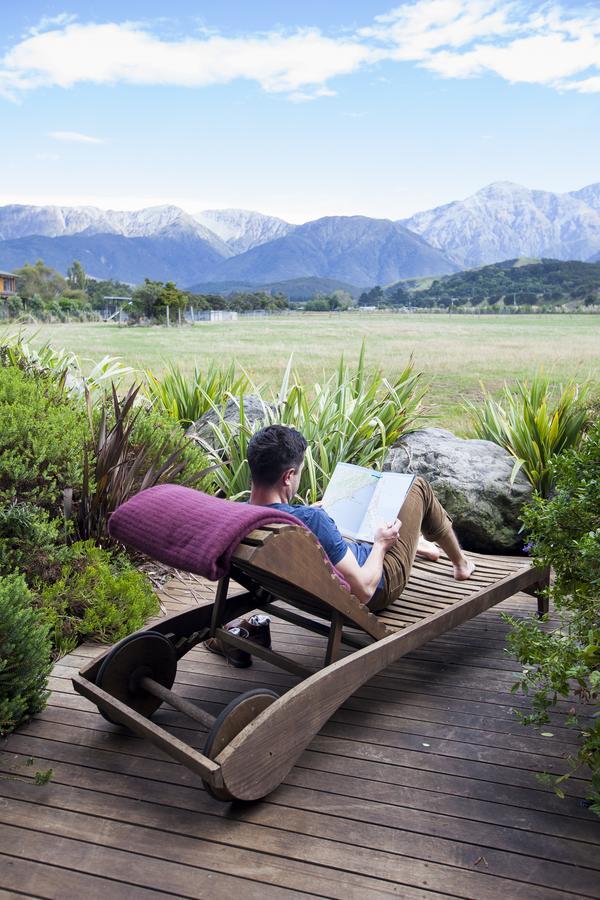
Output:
[[2, 182, 600, 287], [403, 182, 600, 268], [570, 183, 600, 213], [194, 209, 294, 254], [210, 215, 457, 286], [0, 204, 232, 256]]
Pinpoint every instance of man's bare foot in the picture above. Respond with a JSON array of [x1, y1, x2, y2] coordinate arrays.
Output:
[[416, 535, 440, 561], [453, 557, 476, 581]]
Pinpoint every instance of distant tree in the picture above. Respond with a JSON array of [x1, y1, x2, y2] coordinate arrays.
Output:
[[358, 286, 384, 307], [330, 289, 353, 307], [131, 279, 164, 319], [203, 293, 229, 311], [270, 291, 290, 310], [228, 293, 253, 312], [518, 291, 537, 306], [85, 278, 133, 309], [187, 293, 210, 313], [59, 291, 90, 317], [67, 260, 86, 291], [15, 260, 66, 302], [304, 293, 348, 312], [5, 294, 23, 318], [26, 294, 46, 318], [159, 281, 188, 325], [304, 298, 329, 311], [388, 285, 409, 307]]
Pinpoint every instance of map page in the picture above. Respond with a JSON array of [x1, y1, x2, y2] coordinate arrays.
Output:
[[321, 462, 415, 542]]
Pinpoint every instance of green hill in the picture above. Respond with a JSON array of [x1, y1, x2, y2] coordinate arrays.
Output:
[[186, 276, 361, 300], [387, 258, 600, 308]]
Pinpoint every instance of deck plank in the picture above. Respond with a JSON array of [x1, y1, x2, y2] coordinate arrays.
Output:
[[1, 575, 598, 900]]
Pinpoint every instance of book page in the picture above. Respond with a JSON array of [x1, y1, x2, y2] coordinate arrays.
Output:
[[354, 471, 415, 542], [321, 463, 379, 540]]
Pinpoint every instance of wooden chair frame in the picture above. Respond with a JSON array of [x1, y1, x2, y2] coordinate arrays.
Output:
[[73, 523, 550, 802]]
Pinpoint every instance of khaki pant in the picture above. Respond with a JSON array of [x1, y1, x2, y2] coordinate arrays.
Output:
[[369, 476, 453, 612]]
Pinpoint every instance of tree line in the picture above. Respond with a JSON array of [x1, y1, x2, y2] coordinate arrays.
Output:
[[3, 259, 290, 323], [390, 259, 600, 309]]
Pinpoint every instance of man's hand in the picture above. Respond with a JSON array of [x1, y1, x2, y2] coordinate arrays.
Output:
[[374, 519, 401, 551]]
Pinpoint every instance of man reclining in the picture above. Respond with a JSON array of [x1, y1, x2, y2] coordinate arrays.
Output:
[[207, 424, 475, 665], [248, 424, 475, 609]]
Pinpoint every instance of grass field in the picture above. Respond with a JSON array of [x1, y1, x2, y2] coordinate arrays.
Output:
[[14, 313, 600, 433]]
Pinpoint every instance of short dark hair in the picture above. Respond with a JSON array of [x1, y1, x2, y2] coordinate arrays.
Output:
[[247, 425, 307, 487]]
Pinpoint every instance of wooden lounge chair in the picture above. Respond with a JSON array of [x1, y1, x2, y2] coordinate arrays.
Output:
[[73, 518, 550, 803]]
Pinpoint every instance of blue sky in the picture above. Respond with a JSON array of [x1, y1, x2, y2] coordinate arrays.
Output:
[[1, 1, 599, 222]]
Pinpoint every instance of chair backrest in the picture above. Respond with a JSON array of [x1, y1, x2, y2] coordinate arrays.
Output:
[[231, 524, 389, 640]]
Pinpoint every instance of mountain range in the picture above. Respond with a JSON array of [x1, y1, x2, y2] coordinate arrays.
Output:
[[0, 181, 599, 290], [403, 182, 600, 268]]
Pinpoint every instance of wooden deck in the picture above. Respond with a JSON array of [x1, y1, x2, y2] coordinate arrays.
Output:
[[1, 575, 598, 899]]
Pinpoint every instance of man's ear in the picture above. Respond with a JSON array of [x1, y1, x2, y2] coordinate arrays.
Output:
[[281, 467, 296, 487]]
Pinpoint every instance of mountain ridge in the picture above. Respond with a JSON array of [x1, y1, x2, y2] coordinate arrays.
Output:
[[208, 215, 458, 286], [402, 181, 600, 268], [1, 181, 599, 286]]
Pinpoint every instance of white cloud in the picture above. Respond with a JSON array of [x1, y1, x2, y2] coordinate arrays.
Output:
[[365, 1, 600, 91], [0, 21, 376, 99], [48, 130, 104, 144], [26, 13, 77, 37], [0, 3, 599, 100]]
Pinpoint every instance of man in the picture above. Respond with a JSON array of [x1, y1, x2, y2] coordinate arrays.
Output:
[[205, 424, 474, 666], [247, 424, 475, 611]]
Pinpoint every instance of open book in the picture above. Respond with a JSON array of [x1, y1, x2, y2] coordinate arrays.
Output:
[[321, 462, 415, 543]]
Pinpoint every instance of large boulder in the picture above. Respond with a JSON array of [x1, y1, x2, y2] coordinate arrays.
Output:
[[384, 427, 533, 553], [186, 394, 273, 446]]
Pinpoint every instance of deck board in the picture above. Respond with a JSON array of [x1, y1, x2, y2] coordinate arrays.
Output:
[[1, 575, 598, 900]]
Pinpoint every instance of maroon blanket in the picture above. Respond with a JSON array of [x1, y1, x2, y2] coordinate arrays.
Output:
[[108, 484, 305, 580], [109, 485, 350, 588]]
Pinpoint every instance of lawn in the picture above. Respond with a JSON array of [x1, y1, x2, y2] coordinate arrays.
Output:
[[16, 312, 600, 433]]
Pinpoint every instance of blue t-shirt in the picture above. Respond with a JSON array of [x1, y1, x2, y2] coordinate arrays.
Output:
[[267, 503, 383, 589]]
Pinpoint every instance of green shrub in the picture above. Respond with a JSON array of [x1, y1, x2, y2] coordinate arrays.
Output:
[[37, 541, 159, 655], [505, 418, 600, 813], [0, 364, 87, 510], [0, 502, 67, 580], [130, 403, 213, 481], [0, 575, 52, 736], [467, 375, 589, 495], [197, 347, 427, 502]]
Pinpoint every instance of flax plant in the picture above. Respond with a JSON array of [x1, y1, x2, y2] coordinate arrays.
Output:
[[0, 331, 131, 394], [77, 383, 219, 541], [196, 346, 428, 502], [145, 361, 248, 427], [467, 376, 589, 496]]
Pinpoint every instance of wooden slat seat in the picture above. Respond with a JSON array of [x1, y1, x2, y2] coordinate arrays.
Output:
[[73, 519, 550, 803]]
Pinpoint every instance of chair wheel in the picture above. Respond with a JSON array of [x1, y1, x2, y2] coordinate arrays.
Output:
[[203, 689, 279, 801], [95, 631, 177, 725]]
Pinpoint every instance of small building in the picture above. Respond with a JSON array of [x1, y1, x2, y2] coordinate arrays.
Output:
[[188, 309, 238, 323], [0, 271, 17, 298], [101, 296, 132, 321]]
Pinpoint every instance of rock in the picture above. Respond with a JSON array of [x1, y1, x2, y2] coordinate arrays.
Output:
[[186, 394, 273, 446], [384, 427, 533, 553]]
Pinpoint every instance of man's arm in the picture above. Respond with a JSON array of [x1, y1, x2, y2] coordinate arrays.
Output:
[[335, 520, 400, 604]]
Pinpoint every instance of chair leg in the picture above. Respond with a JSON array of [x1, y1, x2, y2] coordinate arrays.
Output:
[[524, 568, 551, 618], [324, 611, 343, 666], [536, 589, 550, 618], [210, 575, 230, 635]]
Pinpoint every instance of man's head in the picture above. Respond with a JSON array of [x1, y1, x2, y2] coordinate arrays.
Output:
[[247, 425, 307, 497]]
